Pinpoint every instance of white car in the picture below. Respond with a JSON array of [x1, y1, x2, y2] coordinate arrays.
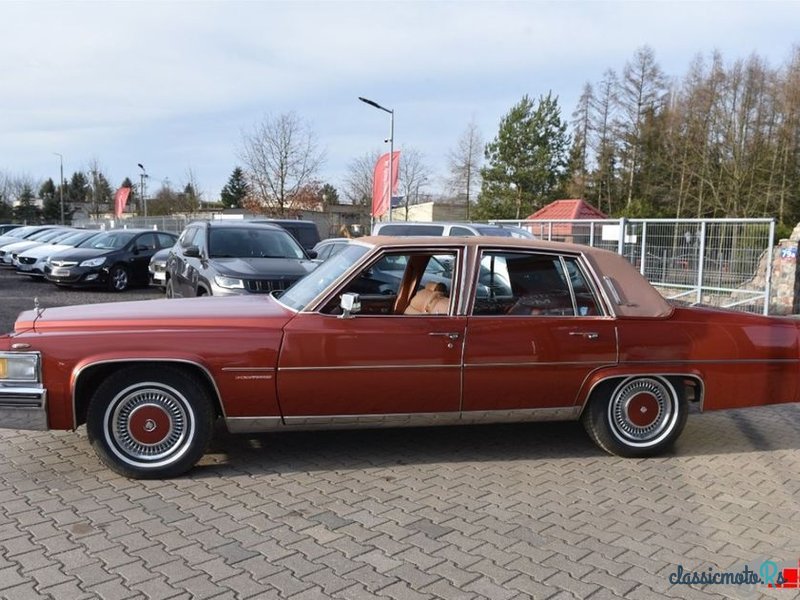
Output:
[[14, 230, 100, 277], [0, 228, 74, 266]]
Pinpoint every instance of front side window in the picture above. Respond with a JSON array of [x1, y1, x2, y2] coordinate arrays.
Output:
[[472, 251, 601, 316], [320, 250, 457, 316]]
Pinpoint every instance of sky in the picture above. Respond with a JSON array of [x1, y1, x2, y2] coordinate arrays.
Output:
[[2, 0, 799, 203]]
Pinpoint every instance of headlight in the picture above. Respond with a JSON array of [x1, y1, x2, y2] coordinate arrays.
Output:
[[214, 275, 245, 289], [80, 257, 106, 267], [0, 352, 40, 382]]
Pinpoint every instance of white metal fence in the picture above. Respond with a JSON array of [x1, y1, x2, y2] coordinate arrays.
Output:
[[493, 218, 776, 315]]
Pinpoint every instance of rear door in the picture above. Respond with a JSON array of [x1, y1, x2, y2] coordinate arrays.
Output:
[[462, 249, 618, 412]]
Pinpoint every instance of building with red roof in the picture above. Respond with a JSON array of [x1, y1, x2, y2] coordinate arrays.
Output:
[[525, 199, 608, 242]]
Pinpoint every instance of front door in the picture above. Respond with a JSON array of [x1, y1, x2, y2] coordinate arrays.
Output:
[[277, 248, 465, 419]]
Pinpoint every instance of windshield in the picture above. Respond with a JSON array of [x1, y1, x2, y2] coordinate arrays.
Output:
[[87, 231, 137, 249], [61, 231, 100, 246], [278, 244, 370, 311], [209, 227, 305, 259]]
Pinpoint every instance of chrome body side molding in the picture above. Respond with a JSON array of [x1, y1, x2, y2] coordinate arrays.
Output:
[[225, 406, 581, 433]]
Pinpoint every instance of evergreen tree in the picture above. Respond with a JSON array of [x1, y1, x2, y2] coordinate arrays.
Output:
[[320, 183, 339, 206], [40, 178, 62, 223], [475, 93, 571, 219], [13, 184, 41, 223], [220, 167, 249, 208]]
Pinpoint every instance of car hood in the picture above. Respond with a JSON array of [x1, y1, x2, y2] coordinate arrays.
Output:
[[19, 243, 72, 259], [213, 257, 317, 278], [50, 247, 114, 261], [14, 294, 296, 334], [1, 240, 42, 253]]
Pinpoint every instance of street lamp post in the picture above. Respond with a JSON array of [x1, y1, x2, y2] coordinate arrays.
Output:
[[53, 153, 64, 225], [358, 96, 394, 222], [137, 163, 148, 219]]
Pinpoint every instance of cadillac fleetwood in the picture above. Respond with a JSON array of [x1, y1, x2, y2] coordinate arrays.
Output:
[[0, 236, 796, 478]]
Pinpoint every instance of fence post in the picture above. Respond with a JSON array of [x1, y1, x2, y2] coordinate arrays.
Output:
[[639, 221, 647, 275], [696, 221, 707, 304], [764, 220, 775, 315], [617, 218, 626, 256]]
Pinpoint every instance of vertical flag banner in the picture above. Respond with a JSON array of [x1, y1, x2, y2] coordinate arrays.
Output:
[[371, 151, 401, 218], [114, 187, 131, 218]]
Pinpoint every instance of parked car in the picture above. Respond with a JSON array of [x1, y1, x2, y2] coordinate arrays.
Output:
[[312, 237, 349, 261], [372, 221, 535, 238], [148, 247, 172, 290], [45, 228, 178, 291], [0, 228, 74, 265], [1, 236, 797, 478], [250, 219, 321, 253], [15, 230, 103, 278], [0, 224, 22, 235], [0, 224, 60, 249], [165, 220, 317, 298]]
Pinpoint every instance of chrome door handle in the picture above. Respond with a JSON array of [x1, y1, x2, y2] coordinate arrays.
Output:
[[569, 331, 599, 340], [429, 332, 461, 340]]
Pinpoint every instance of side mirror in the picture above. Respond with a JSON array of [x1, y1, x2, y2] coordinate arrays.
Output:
[[339, 293, 361, 319], [306, 250, 318, 259], [184, 245, 201, 258]]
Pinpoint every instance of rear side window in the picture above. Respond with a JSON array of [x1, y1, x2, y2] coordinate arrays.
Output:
[[472, 251, 601, 317], [449, 226, 476, 236], [377, 224, 445, 236]]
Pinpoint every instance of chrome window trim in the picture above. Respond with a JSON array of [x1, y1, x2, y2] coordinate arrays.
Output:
[[307, 244, 468, 317]]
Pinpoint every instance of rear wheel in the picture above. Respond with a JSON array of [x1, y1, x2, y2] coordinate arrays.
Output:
[[86, 366, 215, 478], [582, 376, 688, 457], [108, 265, 129, 292]]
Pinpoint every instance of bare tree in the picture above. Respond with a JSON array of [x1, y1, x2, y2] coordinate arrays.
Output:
[[343, 149, 382, 206], [397, 147, 432, 220], [239, 112, 325, 215], [568, 83, 594, 200], [616, 46, 668, 208], [446, 119, 484, 219], [590, 69, 619, 214]]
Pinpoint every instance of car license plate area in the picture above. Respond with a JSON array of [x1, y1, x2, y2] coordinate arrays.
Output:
[[154, 272, 165, 281], [51, 267, 70, 277]]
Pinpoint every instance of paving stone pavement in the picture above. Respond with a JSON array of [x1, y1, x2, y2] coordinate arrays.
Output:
[[0, 402, 798, 600]]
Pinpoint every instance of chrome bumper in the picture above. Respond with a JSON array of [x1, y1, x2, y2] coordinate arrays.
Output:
[[0, 385, 48, 430]]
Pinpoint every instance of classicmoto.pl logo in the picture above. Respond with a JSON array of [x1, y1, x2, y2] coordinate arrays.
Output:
[[668, 559, 799, 589]]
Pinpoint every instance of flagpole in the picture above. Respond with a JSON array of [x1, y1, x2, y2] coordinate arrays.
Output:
[[388, 110, 394, 222]]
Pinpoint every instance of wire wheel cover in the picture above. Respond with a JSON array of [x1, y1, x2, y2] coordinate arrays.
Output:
[[609, 378, 675, 445], [106, 384, 192, 466]]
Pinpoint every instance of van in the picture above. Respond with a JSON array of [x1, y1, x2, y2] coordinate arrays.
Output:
[[372, 221, 534, 239], [250, 219, 321, 253]]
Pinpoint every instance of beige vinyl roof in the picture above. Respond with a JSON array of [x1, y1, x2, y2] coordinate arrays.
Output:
[[355, 235, 674, 318]]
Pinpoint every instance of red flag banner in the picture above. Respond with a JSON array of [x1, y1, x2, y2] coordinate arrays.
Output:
[[372, 151, 400, 218], [114, 187, 131, 218]]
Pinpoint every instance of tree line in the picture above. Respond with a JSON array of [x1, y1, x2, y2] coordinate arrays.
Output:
[[3, 44, 798, 226]]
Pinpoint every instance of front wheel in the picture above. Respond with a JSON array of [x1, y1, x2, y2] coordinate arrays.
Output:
[[86, 366, 215, 478], [582, 376, 688, 458], [107, 265, 129, 292]]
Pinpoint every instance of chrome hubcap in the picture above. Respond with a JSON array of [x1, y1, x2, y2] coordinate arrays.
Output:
[[105, 383, 193, 467], [608, 377, 676, 447]]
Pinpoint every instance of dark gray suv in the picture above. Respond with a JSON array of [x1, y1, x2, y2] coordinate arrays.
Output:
[[165, 221, 318, 297]]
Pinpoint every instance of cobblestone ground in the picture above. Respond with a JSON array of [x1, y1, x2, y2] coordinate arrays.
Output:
[[1, 271, 799, 599], [0, 406, 798, 600]]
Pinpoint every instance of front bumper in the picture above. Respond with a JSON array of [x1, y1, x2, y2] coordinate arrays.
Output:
[[45, 264, 108, 287], [0, 384, 48, 430]]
